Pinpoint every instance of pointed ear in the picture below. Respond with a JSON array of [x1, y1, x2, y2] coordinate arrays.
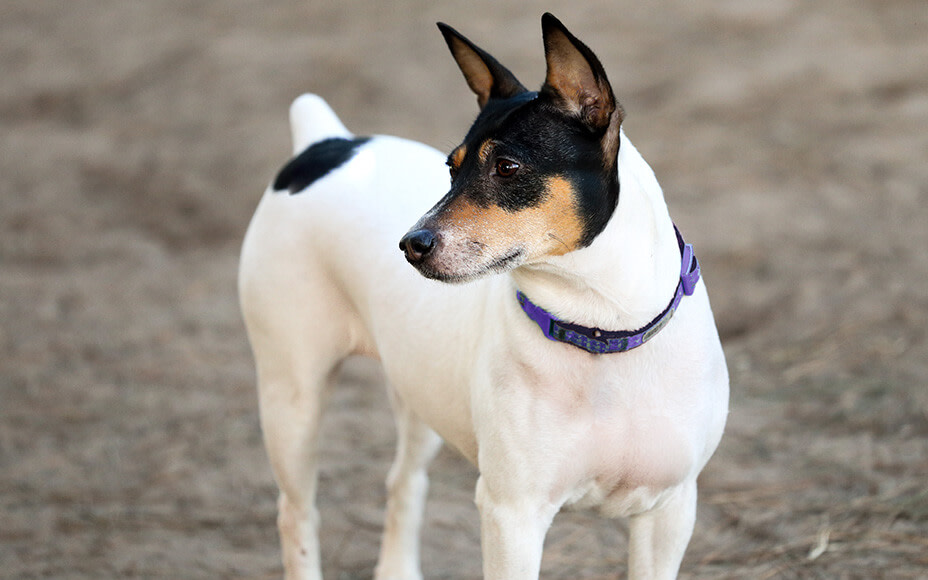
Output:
[[540, 13, 623, 131], [438, 22, 528, 109]]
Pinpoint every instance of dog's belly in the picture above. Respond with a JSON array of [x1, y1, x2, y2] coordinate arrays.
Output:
[[371, 282, 501, 464], [566, 481, 681, 518], [380, 351, 482, 463]]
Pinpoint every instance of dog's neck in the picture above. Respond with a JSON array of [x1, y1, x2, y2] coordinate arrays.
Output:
[[510, 130, 682, 332]]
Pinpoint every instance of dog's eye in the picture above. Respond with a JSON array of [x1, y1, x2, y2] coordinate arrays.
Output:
[[447, 162, 459, 180], [494, 159, 520, 178]]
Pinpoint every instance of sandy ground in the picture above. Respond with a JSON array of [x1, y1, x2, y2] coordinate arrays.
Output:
[[2, 0, 927, 578]]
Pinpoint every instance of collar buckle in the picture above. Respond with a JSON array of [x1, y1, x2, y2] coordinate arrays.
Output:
[[680, 242, 699, 296]]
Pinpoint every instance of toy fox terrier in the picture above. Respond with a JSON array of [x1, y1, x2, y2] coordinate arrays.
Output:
[[240, 13, 728, 580]]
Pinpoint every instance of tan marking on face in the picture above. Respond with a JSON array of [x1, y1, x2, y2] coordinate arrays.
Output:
[[477, 139, 494, 163], [541, 176, 584, 254], [450, 146, 467, 172], [437, 175, 584, 264]]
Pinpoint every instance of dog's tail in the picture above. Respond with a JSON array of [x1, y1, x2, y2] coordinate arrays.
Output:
[[289, 93, 352, 155]]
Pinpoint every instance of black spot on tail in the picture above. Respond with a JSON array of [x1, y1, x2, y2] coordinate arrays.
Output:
[[273, 137, 371, 194]]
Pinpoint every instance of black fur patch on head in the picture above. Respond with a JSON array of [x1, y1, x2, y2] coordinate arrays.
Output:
[[273, 137, 371, 194], [449, 92, 619, 246]]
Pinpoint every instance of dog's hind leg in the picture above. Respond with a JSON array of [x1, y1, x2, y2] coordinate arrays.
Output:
[[251, 336, 345, 580], [259, 361, 337, 580], [241, 240, 361, 580], [375, 389, 443, 580]]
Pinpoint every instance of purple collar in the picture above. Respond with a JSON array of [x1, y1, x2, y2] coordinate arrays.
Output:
[[516, 226, 700, 354]]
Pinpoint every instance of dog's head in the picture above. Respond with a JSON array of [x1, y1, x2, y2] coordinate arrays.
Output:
[[400, 13, 624, 283]]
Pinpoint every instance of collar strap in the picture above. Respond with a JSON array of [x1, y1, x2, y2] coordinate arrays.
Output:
[[516, 225, 700, 355]]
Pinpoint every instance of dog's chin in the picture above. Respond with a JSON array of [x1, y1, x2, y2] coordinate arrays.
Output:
[[412, 250, 524, 284]]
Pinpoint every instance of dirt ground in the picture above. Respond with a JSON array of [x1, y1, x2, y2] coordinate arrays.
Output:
[[2, 0, 926, 578]]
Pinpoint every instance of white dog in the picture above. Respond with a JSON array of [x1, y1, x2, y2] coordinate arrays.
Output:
[[239, 13, 728, 580]]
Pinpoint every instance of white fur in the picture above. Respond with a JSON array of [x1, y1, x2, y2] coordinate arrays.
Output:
[[239, 94, 729, 580]]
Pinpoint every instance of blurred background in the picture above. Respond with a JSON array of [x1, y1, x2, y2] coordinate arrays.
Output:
[[1, 0, 926, 577]]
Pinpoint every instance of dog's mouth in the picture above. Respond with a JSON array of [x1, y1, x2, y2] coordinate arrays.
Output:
[[488, 249, 525, 271], [415, 248, 525, 284]]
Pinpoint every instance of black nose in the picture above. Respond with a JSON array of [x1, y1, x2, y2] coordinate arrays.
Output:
[[399, 229, 436, 263]]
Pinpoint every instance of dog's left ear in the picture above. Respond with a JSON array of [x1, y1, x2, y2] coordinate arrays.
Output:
[[540, 13, 623, 132], [438, 22, 528, 109]]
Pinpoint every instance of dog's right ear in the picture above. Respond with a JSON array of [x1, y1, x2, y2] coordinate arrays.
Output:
[[540, 13, 621, 132], [438, 23, 528, 109]]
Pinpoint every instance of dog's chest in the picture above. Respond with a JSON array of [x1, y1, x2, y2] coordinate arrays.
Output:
[[488, 351, 699, 516]]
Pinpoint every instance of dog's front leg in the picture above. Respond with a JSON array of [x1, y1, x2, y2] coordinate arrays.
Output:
[[470, 365, 571, 579], [475, 475, 558, 580], [627, 480, 698, 580]]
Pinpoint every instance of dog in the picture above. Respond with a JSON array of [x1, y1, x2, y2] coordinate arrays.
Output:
[[239, 13, 728, 580]]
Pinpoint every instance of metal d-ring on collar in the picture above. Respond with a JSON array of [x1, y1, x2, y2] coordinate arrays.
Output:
[[516, 225, 700, 355]]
